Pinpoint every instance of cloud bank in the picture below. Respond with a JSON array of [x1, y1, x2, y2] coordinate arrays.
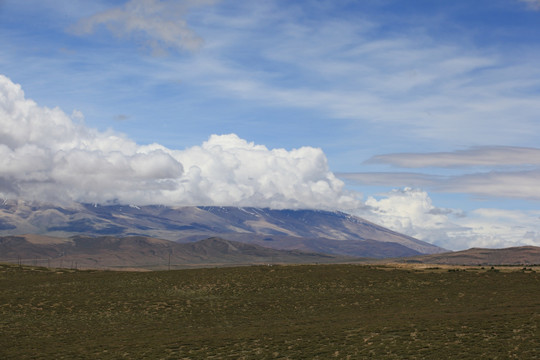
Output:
[[0, 74, 358, 210]]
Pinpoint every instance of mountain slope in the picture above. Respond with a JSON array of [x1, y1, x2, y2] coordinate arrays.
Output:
[[0, 200, 445, 257], [200, 233, 423, 258]]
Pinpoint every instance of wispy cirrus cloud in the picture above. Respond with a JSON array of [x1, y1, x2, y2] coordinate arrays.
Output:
[[70, 0, 217, 54], [366, 146, 540, 168], [342, 170, 540, 200], [339, 172, 445, 188], [7, 1, 540, 149], [342, 145, 540, 201], [177, 2, 540, 148], [519, 0, 540, 10], [439, 169, 540, 200]]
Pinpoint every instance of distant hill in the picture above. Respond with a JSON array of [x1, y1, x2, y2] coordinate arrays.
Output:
[[3, 234, 537, 269], [0, 200, 445, 258], [0, 235, 356, 270], [395, 246, 540, 266]]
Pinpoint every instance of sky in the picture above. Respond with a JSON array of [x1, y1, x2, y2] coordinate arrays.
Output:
[[1, 0, 540, 250]]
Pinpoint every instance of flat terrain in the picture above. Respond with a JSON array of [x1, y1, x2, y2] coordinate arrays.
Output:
[[1, 263, 539, 359]]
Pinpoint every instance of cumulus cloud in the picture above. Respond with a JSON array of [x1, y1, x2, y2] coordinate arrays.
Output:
[[360, 188, 463, 246], [0, 74, 358, 210], [367, 146, 540, 168], [358, 187, 540, 250], [449, 207, 540, 249], [70, 0, 216, 54], [4, 74, 540, 250], [177, 134, 362, 210]]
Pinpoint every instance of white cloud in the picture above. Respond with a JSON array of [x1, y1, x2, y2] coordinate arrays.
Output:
[[451, 208, 540, 249], [71, 0, 216, 54], [167, 134, 359, 209], [361, 188, 463, 246], [359, 187, 540, 250], [0, 74, 359, 210], [3, 74, 540, 250]]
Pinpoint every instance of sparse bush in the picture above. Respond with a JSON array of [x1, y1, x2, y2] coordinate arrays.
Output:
[[0, 263, 539, 359]]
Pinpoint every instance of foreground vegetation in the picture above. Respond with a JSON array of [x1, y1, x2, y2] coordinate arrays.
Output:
[[1, 263, 539, 359]]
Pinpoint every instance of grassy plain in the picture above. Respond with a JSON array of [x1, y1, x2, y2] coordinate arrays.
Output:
[[1, 263, 539, 359]]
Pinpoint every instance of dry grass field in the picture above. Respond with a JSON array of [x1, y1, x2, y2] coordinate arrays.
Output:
[[1, 263, 539, 359]]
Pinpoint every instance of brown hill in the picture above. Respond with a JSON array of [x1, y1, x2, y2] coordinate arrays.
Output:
[[396, 246, 540, 266], [203, 233, 422, 258], [0, 235, 356, 270]]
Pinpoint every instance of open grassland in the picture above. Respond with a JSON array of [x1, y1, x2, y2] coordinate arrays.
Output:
[[1, 263, 539, 359]]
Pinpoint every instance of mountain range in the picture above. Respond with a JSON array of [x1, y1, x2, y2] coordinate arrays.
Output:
[[1, 200, 539, 268], [0, 200, 444, 259]]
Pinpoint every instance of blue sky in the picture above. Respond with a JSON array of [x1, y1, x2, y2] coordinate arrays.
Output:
[[1, 0, 540, 250]]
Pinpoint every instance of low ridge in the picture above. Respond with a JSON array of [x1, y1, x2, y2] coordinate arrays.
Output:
[[0, 235, 355, 270], [394, 246, 540, 266]]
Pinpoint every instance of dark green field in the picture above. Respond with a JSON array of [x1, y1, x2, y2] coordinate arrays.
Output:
[[1, 263, 539, 359]]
